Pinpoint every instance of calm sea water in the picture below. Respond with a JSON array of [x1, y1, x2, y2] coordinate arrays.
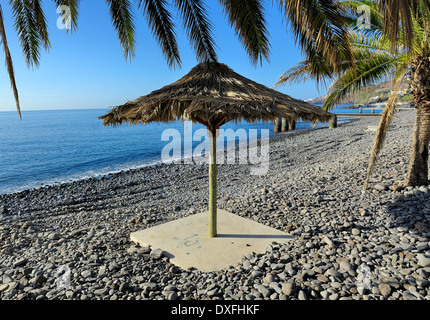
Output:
[[0, 106, 378, 195]]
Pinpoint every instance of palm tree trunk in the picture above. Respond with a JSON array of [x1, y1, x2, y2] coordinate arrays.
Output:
[[405, 55, 430, 186], [0, 4, 21, 118], [208, 127, 217, 237], [404, 100, 430, 186]]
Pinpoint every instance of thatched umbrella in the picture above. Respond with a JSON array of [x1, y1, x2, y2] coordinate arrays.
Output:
[[100, 62, 332, 237]]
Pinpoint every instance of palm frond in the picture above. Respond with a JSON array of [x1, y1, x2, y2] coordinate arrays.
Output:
[[276, 0, 384, 90], [274, 57, 334, 89], [323, 50, 401, 111], [0, 3, 20, 118], [350, 32, 388, 52], [417, 0, 430, 49], [364, 92, 399, 189], [393, 54, 411, 85], [274, 60, 315, 86], [378, 0, 414, 52], [219, 0, 270, 66], [106, 0, 136, 61], [138, 0, 181, 69], [10, 0, 47, 67], [33, 0, 50, 50], [278, 0, 354, 76], [174, 0, 217, 63]]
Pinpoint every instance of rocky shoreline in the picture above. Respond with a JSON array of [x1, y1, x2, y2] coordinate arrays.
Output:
[[341, 102, 414, 109], [0, 109, 429, 301]]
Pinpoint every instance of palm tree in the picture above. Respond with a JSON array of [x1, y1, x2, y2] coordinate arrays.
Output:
[[1, 0, 81, 118], [276, 0, 430, 187], [2, 0, 352, 119], [0, 3, 21, 118]]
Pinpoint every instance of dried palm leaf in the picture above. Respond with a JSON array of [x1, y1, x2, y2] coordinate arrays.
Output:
[[100, 62, 332, 127], [364, 92, 399, 189]]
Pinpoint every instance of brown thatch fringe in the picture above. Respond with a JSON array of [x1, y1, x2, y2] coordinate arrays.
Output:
[[364, 92, 398, 189], [99, 62, 332, 127]]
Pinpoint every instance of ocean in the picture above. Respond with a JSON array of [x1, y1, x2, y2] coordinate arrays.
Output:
[[0, 106, 381, 195]]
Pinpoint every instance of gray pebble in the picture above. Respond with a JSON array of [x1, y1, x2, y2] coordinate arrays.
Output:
[[298, 290, 307, 300], [13, 258, 27, 268], [282, 282, 296, 296], [251, 270, 264, 277], [417, 254, 430, 268], [402, 291, 417, 300], [149, 248, 164, 260], [257, 285, 270, 297], [378, 283, 391, 297], [329, 293, 339, 300], [81, 270, 92, 278], [33, 275, 47, 284], [374, 184, 388, 191], [48, 233, 60, 240], [166, 291, 178, 300], [263, 274, 277, 284]]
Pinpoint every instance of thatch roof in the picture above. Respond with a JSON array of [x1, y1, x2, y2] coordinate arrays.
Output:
[[99, 62, 332, 129]]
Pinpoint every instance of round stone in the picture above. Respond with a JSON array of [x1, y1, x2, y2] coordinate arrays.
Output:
[[352, 228, 360, 236], [378, 283, 391, 297], [48, 233, 60, 240], [281, 282, 296, 296], [149, 248, 164, 260]]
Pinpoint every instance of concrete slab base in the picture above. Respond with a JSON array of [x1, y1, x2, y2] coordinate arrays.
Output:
[[130, 209, 293, 272]]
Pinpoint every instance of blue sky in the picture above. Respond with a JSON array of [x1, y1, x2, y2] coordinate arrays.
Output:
[[0, 1, 325, 112]]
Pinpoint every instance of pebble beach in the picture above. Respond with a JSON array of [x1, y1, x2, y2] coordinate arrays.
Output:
[[1, 109, 429, 301]]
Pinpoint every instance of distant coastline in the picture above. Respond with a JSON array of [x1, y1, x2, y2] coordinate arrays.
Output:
[[338, 101, 415, 109], [306, 80, 414, 107]]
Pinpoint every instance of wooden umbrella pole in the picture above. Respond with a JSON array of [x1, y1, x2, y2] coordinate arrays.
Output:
[[208, 126, 217, 237]]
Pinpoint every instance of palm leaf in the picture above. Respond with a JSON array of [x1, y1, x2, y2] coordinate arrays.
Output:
[[274, 57, 334, 89], [274, 60, 316, 86], [0, 3, 20, 118], [106, 0, 136, 61], [33, 0, 50, 50], [138, 0, 181, 69], [219, 0, 270, 66], [364, 92, 399, 189], [378, 0, 414, 52], [417, 0, 430, 49], [322, 50, 401, 111], [275, 40, 394, 98], [10, 0, 46, 67], [174, 0, 217, 63], [278, 0, 354, 76]]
